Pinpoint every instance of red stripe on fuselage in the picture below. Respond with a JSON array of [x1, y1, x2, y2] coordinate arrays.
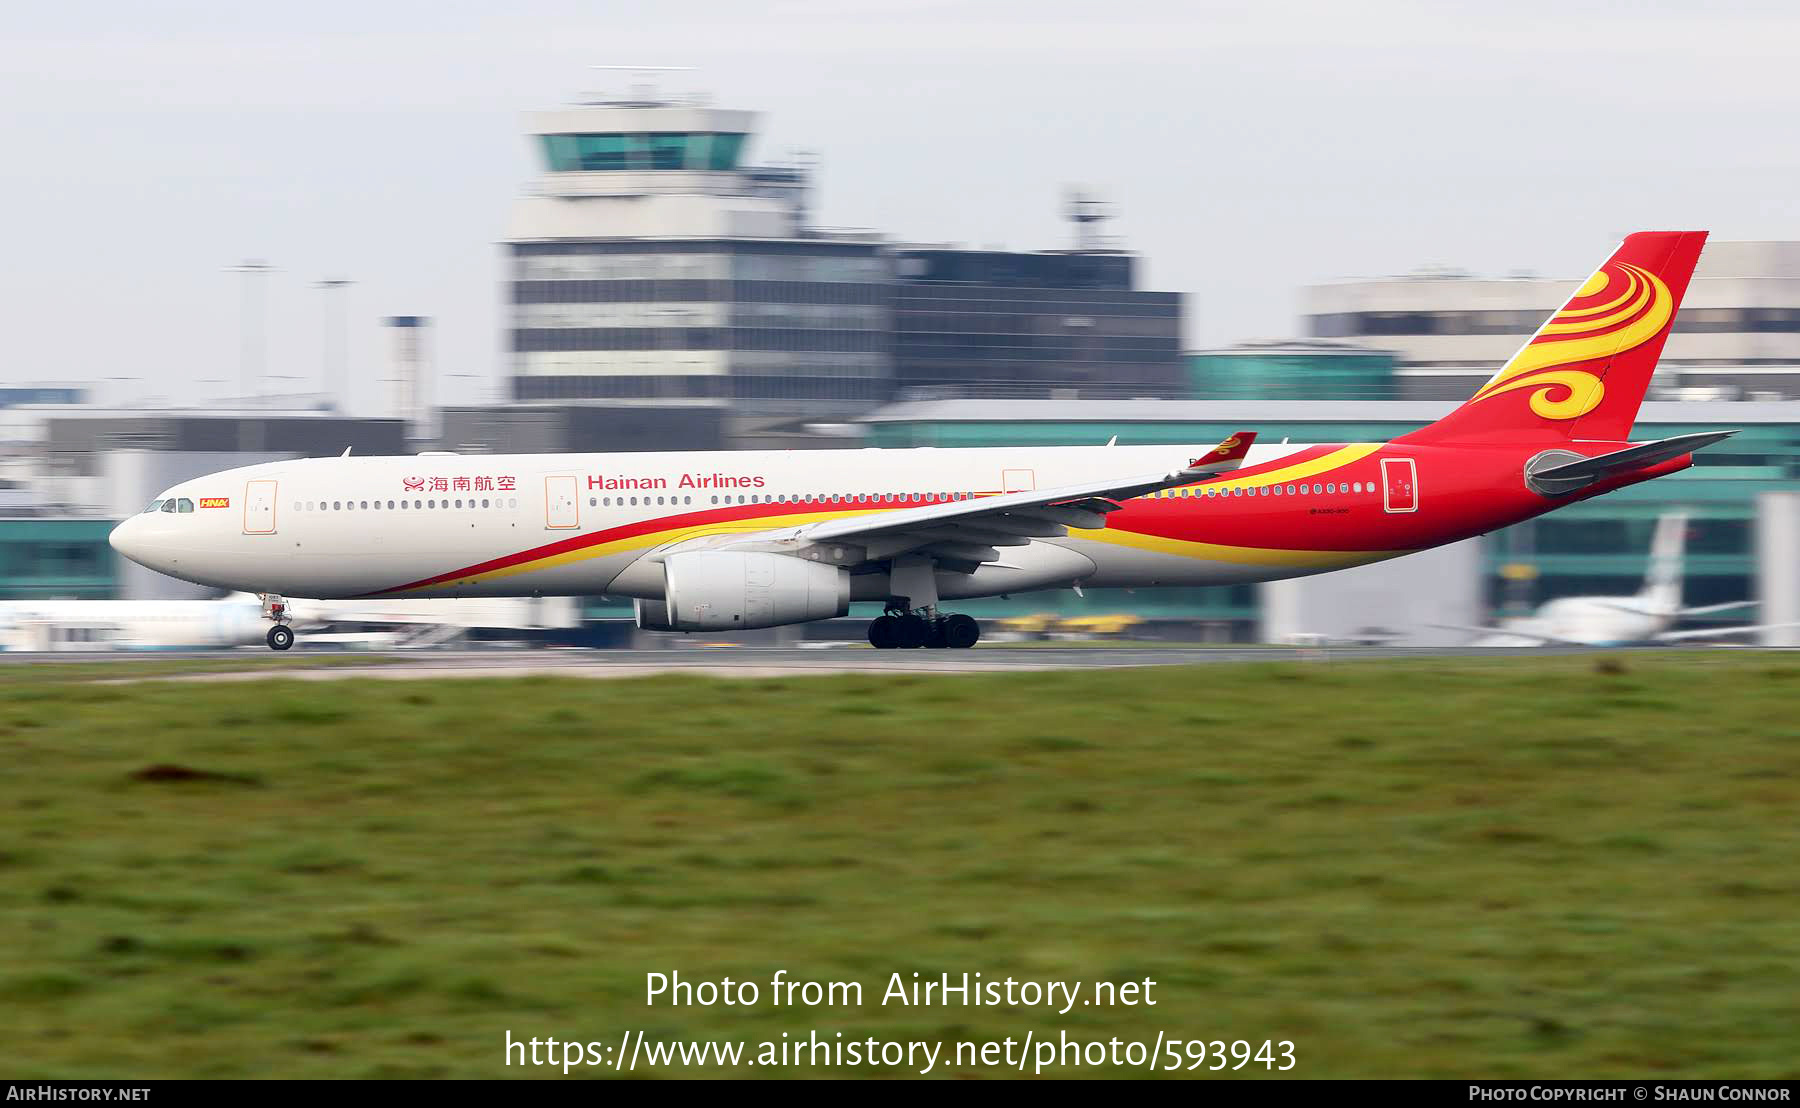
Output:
[[363, 495, 929, 596]]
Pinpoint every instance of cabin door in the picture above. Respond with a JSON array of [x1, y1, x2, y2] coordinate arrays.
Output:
[[1381, 458, 1417, 514], [545, 475, 579, 529], [1001, 468, 1036, 494], [243, 480, 278, 534]]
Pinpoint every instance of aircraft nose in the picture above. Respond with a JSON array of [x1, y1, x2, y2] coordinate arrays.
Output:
[[109, 516, 149, 565]]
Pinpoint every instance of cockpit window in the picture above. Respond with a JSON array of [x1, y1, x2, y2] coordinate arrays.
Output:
[[143, 499, 165, 513], [161, 499, 177, 513], [177, 498, 195, 513]]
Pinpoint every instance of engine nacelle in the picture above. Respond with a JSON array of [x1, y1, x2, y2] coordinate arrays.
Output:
[[634, 551, 850, 632]]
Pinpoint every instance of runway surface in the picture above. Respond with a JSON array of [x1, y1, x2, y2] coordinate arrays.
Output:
[[0, 642, 1632, 681]]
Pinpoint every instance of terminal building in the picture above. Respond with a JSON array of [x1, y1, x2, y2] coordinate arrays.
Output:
[[891, 246, 1184, 398], [501, 87, 1183, 416], [1303, 240, 1800, 402]]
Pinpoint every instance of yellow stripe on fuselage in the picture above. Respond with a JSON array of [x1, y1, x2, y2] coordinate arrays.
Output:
[[1204, 443, 1383, 491], [406, 444, 1390, 590], [405, 508, 871, 590]]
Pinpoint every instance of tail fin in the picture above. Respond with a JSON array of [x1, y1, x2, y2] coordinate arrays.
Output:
[[1639, 510, 1688, 611], [1401, 231, 1707, 444]]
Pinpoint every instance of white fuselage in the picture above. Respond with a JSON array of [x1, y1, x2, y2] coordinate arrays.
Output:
[[1478, 595, 1673, 648], [107, 442, 1361, 603]]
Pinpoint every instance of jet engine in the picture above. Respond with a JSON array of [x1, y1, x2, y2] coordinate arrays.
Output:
[[634, 551, 850, 632]]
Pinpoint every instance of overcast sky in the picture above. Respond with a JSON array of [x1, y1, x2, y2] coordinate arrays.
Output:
[[3, 0, 1796, 413]]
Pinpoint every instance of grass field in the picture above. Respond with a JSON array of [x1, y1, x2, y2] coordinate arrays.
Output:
[[2, 654, 1797, 1078]]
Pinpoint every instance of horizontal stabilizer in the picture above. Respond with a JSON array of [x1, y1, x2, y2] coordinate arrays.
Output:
[[1527, 431, 1735, 495], [1534, 431, 1736, 483]]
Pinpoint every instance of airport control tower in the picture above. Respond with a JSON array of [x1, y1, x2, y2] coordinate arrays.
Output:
[[505, 81, 892, 412]]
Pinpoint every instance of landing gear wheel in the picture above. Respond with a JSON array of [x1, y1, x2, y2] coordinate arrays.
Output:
[[923, 619, 950, 649], [893, 614, 928, 649], [868, 615, 900, 649], [266, 624, 294, 651], [942, 614, 980, 650]]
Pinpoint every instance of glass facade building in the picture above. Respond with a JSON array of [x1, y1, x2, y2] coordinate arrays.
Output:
[[1186, 342, 1398, 401], [0, 518, 118, 600], [892, 250, 1184, 397], [538, 132, 748, 173], [508, 239, 893, 404], [506, 93, 1187, 411]]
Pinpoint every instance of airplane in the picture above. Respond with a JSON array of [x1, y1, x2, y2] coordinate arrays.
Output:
[[0, 593, 276, 651], [1442, 511, 1788, 647], [0, 592, 574, 652], [109, 231, 1738, 653]]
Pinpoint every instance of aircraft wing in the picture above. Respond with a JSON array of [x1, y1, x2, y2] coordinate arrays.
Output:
[[1655, 623, 1800, 643], [1680, 601, 1759, 616], [1426, 622, 1592, 647], [703, 431, 1257, 567]]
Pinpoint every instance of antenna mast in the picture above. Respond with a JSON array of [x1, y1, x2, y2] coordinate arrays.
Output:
[[1063, 188, 1113, 252]]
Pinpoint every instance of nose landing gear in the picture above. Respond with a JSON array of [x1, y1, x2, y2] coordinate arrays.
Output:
[[260, 593, 295, 651]]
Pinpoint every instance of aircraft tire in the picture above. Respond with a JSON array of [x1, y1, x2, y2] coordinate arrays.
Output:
[[943, 614, 980, 650], [267, 625, 294, 651], [893, 615, 928, 650], [867, 615, 900, 649]]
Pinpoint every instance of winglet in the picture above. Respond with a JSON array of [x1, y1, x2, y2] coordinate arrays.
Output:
[[1186, 430, 1256, 473]]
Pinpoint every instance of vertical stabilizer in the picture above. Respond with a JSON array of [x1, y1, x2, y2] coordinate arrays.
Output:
[[1400, 232, 1707, 445], [1639, 511, 1689, 613]]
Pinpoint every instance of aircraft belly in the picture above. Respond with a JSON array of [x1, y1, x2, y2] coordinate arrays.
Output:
[[935, 543, 1097, 600], [1063, 536, 1397, 588]]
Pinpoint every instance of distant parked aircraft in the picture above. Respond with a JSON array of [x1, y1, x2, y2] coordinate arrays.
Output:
[[1442, 512, 1788, 646], [0, 593, 573, 652]]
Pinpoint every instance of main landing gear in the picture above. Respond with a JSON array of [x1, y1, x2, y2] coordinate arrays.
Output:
[[868, 554, 979, 650], [260, 593, 295, 651], [867, 610, 981, 650]]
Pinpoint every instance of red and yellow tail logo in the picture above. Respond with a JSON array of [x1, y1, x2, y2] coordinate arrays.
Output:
[[1190, 430, 1255, 469], [198, 497, 230, 509], [1401, 231, 1705, 445], [1469, 261, 1673, 421]]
